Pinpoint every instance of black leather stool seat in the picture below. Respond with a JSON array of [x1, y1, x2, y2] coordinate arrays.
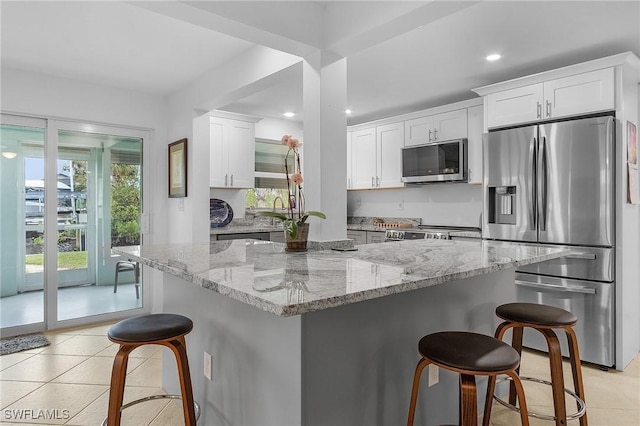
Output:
[[496, 302, 577, 327], [419, 331, 520, 373], [108, 314, 193, 343]]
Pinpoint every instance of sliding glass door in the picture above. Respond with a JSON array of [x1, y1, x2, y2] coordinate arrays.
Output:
[[1, 115, 148, 336]]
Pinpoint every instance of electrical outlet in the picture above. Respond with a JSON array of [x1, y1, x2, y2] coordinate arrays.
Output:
[[398, 200, 404, 210], [428, 364, 439, 386], [204, 351, 212, 380]]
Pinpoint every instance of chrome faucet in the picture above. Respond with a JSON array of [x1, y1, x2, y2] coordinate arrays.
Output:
[[272, 196, 285, 226]]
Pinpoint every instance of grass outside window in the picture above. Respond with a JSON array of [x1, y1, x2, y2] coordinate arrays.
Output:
[[25, 251, 88, 270]]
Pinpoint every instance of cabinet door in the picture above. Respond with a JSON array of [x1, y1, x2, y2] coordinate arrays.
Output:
[[404, 115, 435, 146], [346, 131, 352, 189], [346, 230, 367, 245], [466, 105, 483, 184], [209, 118, 228, 187], [543, 68, 614, 119], [351, 128, 377, 189], [376, 122, 404, 188], [434, 109, 467, 141], [366, 231, 386, 244], [487, 83, 543, 128], [227, 121, 255, 188]]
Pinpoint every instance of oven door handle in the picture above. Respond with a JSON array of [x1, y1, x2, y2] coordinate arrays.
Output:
[[515, 280, 597, 294]]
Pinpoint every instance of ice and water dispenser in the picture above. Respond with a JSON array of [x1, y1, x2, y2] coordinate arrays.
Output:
[[487, 186, 517, 225]]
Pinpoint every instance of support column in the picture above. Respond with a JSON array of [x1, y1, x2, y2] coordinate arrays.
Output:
[[302, 53, 347, 242]]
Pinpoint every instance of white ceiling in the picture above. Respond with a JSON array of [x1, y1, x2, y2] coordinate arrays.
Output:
[[2, 1, 639, 126]]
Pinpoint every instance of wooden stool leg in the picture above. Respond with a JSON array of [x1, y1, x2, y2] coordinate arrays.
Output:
[[166, 337, 197, 426], [541, 328, 567, 426], [407, 358, 429, 426], [508, 326, 524, 406], [505, 370, 530, 426], [107, 345, 136, 426], [483, 322, 513, 426], [566, 328, 588, 426], [459, 374, 477, 426]]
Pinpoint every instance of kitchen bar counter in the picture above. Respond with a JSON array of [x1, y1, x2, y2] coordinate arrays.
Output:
[[116, 239, 567, 425], [209, 224, 284, 235], [114, 239, 567, 317]]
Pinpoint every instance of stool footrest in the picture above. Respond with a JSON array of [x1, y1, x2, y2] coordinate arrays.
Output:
[[101, 394, 200, 426], [493, 376, 586, 421]]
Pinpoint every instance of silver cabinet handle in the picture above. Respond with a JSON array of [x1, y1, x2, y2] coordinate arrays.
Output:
[[536, 102, 542, 119], [433, 129, 438, 141], [546, 100, 551, 117], [428, 129, 432, 142], [515, 280, 596, 294], [371, 177, 375, 187], [230, 174, 233, 186], [225, 174, 228, 186], [348, 177, 351, 189], [376, 176, 380, 187], [566, 252, 597, 260]]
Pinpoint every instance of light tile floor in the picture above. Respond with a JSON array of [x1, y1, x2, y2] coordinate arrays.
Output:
[[1, 321, 639, 425]]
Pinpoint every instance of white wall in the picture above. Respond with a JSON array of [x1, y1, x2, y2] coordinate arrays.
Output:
[[347, 184, 483, 227]]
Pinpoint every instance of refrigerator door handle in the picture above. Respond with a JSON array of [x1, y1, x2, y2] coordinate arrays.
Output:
[[528, 137, 537, 230], [515, 280, 597, 295], [538, 136, 548, 231]]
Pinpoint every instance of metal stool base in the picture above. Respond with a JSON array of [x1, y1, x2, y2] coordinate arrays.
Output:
[[493, 376, 586, 421], [101, 394, 201, 426]]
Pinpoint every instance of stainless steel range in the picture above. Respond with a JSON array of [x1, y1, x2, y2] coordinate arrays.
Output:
[[384, 226, 471, 241]]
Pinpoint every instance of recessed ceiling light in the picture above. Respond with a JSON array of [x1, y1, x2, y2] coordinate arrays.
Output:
[[283, 112, 295, 118], [486, 53, 502, 62], [2, 152, 17, 159], [345, 109, 352, 115]]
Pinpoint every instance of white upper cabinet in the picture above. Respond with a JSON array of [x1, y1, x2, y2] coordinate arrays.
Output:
[[486, 68, 614, 128], [351, 128, 377, 189], [486, 84, 544, 129], [351, 122, 404, 190], [543, 68, 614, 119], [210, 116, 256, 188], [376, 122, 404, 188], [404, 109, 467, 146], [467, 105, 483, 184]]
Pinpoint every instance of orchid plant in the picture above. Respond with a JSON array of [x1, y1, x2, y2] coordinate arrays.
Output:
[[258, 135, 326, 238]]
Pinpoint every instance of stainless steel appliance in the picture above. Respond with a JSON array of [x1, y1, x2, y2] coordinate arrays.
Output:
[[384, 225, 475, 241], [483, 114, 615, 367], [401, 138, 467, 184]]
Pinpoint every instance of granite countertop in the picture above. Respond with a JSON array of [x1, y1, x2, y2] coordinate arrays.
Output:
[[114, 239, 568, 317], [450, 231, 482, 238]]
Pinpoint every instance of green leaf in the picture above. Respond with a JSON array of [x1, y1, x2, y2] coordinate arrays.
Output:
[[286, 220, 298, 239], [300, 211, 326, 223], [255, 211, 289, 221]]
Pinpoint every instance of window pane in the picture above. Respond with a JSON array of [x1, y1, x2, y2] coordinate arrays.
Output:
[[255, 141, 288, 174]]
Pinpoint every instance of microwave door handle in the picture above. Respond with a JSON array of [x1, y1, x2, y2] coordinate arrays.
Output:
[[515, 280, 597, 294], [528, 137, 536, 230]]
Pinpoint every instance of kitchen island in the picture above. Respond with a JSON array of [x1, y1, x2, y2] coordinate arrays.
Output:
[[115, 239, 568, 426]]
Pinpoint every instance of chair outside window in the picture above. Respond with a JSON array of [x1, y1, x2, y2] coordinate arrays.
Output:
[[114, 260, 140, 299]]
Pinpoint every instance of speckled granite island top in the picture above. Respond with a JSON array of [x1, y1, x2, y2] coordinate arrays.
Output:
[[114, 240, 569, 317]]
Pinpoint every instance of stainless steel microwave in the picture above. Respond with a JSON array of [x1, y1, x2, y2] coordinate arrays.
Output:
[[401, 138, 467, 184]]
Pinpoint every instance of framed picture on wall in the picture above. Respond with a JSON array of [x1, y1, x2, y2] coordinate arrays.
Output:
[[168, 138, 187, 198]]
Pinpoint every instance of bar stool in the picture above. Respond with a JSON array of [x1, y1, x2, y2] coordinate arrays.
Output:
[[102, 314, 200, 426], [114, 260, 140, 299], [483, 303, 587, 426], [407, 331, 530, 426]]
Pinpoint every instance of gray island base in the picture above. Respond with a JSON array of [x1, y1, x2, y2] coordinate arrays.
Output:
[[115, 239, 568, 426]]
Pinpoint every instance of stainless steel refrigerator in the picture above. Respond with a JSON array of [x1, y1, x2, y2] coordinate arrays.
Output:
[[482, 114, 615, 367]]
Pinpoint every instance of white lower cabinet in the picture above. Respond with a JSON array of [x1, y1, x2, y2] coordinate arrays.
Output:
[[366, 231, 386, 244], [210, 116, 255, 188], [347, 230, 367, 245]]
